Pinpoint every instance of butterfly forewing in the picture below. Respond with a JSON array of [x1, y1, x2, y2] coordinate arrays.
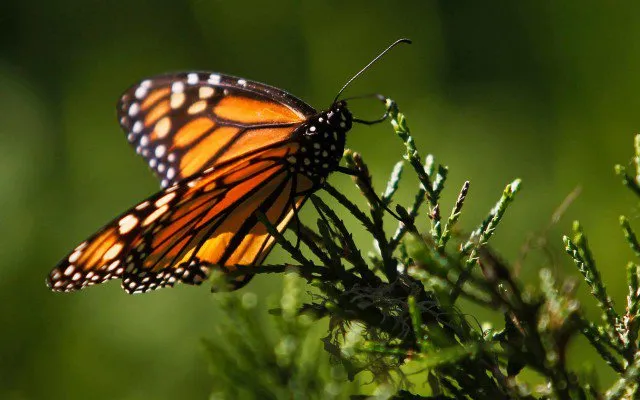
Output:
[[117, 72, 317, 187]]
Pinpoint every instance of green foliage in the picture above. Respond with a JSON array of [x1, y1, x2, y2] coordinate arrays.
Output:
[[204, 272, 358, 399], [206, 103, 640, 399]]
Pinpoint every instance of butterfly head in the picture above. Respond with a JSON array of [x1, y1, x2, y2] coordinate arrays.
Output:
[[327, 100, 353, 131]]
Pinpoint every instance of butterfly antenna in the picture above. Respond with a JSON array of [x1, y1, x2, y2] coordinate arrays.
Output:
[[332, 38, 412, 106]]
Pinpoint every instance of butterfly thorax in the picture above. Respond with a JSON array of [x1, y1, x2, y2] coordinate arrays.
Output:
[[291, 101, 352, 184]]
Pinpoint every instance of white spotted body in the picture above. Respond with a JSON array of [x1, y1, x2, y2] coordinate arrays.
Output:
[[290, 101, 351, 184]]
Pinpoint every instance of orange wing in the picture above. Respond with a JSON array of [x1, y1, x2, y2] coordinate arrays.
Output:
[[117, 72, 317, 187], [47, 144, 316, 294], [48, 72, 347, 294]]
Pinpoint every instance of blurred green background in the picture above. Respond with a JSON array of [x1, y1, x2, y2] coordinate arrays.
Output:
[[2, 1, 639, 398]]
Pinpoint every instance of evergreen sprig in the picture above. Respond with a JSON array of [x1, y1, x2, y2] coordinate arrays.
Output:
[[205, 105, 640, 399], [563, 226, 623, 346]]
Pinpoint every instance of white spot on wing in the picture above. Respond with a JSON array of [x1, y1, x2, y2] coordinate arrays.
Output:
[[208, 74, 221, 84], [199, 86, 214, 99], [128, 103, 140, 117], [68, 250, 82, 263], [118, 214, 138, 234], [142, 204, 169, 226], [103, 243, 123, 261], [155, 117, 171, 138], [187, 73, 199, 85], [155, 192, 176, 208], [170, 92, 185, 109], [107, 260, 120, 272], [188, 100, 207, 114], [155, 145, 166, 158], [135, 86, 147, 99], [132, 121, 143, 133], [171, 81, 185, 94]]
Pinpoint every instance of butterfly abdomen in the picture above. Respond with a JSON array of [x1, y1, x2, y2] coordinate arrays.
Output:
[[290, 101, 352, 185]]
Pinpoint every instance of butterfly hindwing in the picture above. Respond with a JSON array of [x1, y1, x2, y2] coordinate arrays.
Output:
[[48, 143, 312, 294], [117, 72, 317, 187], [47, 180, 187, 292]]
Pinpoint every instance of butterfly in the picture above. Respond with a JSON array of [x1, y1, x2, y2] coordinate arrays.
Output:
[[47, 39, 410, 294]]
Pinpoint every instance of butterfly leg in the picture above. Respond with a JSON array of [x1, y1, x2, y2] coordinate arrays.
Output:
[[352, 94, 390, 125], [289, 176, 303, 250], [310, 196, 339, 240]]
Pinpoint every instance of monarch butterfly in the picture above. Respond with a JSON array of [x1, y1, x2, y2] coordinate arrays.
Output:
[[47, 39, 410, 294]]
